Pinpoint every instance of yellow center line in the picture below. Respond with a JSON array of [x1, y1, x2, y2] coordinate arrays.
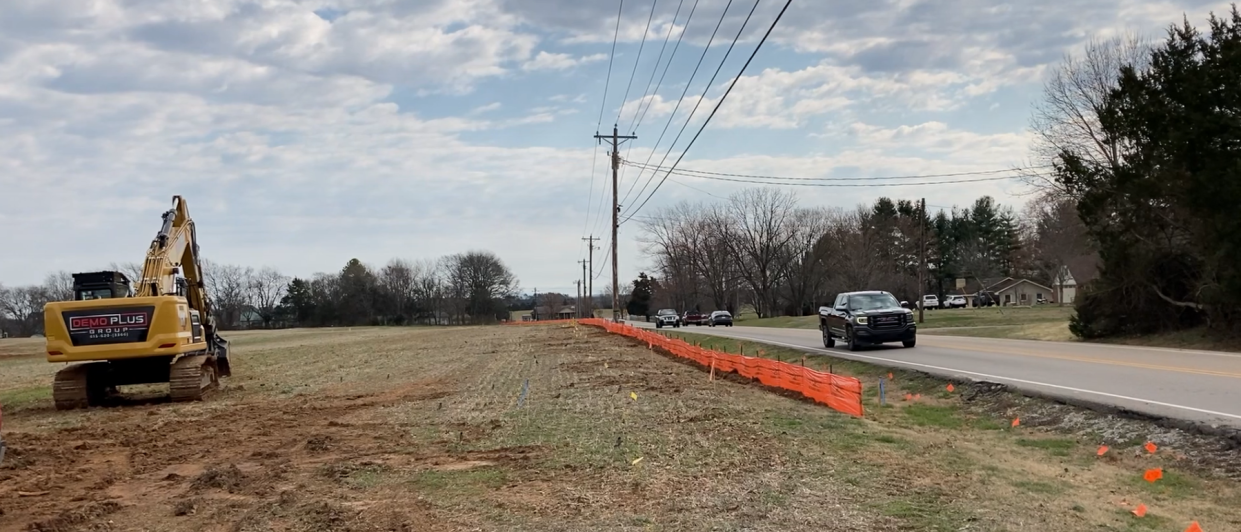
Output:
[[919, 339, 1241, 380]]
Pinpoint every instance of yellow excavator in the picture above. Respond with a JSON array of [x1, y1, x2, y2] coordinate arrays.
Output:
[[42, 196, 230, 409]]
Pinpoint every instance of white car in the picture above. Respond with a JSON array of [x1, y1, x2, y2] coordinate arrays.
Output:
[[946, 295, 967, 308], [654, 309, 681, 328], [920, 295, 939, 310]]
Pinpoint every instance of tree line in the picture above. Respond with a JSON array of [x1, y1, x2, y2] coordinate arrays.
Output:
[[633, 188, 1090, 319], [0, 251, 519, 337]]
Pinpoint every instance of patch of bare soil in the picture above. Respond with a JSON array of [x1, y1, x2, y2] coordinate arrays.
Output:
[[0, 375, 497, 532]]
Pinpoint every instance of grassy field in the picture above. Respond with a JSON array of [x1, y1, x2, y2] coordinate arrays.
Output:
[[1, 326, 1238, 531]]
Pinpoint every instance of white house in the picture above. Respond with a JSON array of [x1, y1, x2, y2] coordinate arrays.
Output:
[[1053, 266, 1077, 305]]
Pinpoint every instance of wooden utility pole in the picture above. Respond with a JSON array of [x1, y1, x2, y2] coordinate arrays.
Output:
[[918, 197, 926, 324], [582, 235, 599, 317], [594, 126, 636, 322], [575, 280, 582, 318], [577, 259, 588, 318]]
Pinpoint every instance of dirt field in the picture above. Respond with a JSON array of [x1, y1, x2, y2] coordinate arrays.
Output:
[[1, 325, 1239, 531]]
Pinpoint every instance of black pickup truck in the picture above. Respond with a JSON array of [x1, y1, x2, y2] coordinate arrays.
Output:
[[819, 291, 917, 351]]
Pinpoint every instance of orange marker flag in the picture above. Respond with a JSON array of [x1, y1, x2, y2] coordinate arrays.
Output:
[[1132, 504, 1147, 517], [913, 394, 922, 401], [888, 372, 894, 380], [1143, 468, 1163, 483], [1184, 522, 1203, 532], [946, 383, 955, 392], [1097, 445, 1109, 456], [1145, 441, 1158, 454], [903, 393, 913, 401], [1011, 417, 1021, 428]]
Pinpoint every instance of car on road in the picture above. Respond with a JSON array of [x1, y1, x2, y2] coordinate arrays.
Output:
[[654, 308, 681, 328], [708, 310, 733, 327], [920, 294, 940, 310], [945, 295, 967, 309], [819, 291, 917, 351], [682, 310, 709, 326]]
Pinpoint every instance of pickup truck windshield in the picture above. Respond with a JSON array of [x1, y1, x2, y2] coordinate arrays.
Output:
[[849, 293, 900, 310], [657, 309, 676, 315]]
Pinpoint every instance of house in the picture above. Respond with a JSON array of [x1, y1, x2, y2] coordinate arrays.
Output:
[[954, 277, 1055, 306], [988, 278, 1055, 306], [1053, 266, 1078, 304], [531, 306, 577, 321]]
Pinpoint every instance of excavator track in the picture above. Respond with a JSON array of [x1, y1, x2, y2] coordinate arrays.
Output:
[[170, 355, 218, 402], [53, 363, 110, 410], [53, 364, 91, 410]]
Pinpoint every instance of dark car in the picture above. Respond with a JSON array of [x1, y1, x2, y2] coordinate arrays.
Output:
[[708, 310, 733, 327], [682, 310, 709, 326], [654, 308, 681, 328], [972, 290, 999, 307], [819, 291, 917, 351]]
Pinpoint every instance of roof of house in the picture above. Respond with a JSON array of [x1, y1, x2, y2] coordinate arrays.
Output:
[[991, 278, 1054, 293]]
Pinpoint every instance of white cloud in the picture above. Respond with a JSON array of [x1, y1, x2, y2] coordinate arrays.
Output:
[[521, 51, 607, 71]]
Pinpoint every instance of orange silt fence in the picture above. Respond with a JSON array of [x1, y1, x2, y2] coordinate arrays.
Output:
[[580, 319, 863, 417]]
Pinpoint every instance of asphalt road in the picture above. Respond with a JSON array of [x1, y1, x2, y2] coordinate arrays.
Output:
[[630, 321, 1241, 430]]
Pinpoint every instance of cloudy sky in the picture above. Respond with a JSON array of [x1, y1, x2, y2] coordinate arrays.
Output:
[[0, 0, 1232, 294]]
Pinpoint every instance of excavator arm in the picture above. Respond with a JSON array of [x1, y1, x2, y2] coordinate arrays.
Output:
[[134, 196, 229, 372]]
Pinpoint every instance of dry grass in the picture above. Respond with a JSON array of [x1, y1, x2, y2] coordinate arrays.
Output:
[[1, 326, 1239, 532]]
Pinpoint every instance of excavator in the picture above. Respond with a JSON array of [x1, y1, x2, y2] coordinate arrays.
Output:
[[42, 196, 230, 409]]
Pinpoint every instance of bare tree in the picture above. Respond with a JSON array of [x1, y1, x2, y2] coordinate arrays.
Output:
[[780, 207, 836, 315], [723, 188, 799, 318], [43, 271, 75, 302], [248, 267, 289, 328], [444, 251, 517, 324], [0, 285, 51, 336], [1022, 196, 1096, 304], [109, 262, 144, 284], [1029, 33, 1149, 195], [202, 259, 254, 329]]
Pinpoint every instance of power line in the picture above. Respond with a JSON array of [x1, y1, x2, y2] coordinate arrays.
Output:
[[625, 165, 1037, 187], [627, 0, 691, 134], [622, 0, 789, 223], [624, 159, 1052, 181], [616, 0, 660, 126], [619, 0, 728, 209], [623, 0, 761, 215], [579, 143, 601, 246], [596, 0, 626, 130]]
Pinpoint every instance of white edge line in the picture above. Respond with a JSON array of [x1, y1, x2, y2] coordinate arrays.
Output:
[[675, 327, 1241, 423]]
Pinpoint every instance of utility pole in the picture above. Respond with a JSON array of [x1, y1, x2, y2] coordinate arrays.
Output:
[[577, 259, 588, 318], [575, 280, 582, 319], [582, 235, 599, 317], [918, 198, 926, 324], [594, 126, 636, 322]]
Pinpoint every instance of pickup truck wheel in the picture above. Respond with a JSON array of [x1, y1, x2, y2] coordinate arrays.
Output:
[[821, 326, 835, 348], [845, 327, 860, 351], [902, 339, 916, 348], [656, 322, 663, 329]]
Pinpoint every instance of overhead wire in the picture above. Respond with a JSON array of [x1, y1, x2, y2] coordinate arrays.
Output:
[[596, 0, 626, 130], [621, 0, 793, 223], [622, 0, 761, 216], [621, 164, 1039, 187], [618, 0, 727, 209], [615, 0, 661, 127], [626, 0, 690, 134], [583, 0, 627, 250], [623, 160, 1053, 181]]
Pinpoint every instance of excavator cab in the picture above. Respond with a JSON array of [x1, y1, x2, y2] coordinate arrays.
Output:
[[72, 271, 133, 300]]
